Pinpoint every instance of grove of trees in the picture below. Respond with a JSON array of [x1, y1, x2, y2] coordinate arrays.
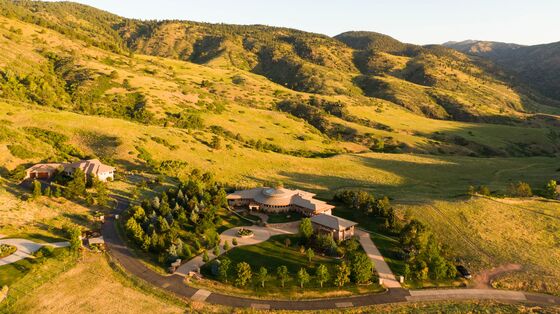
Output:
[[124, 169, 228, 263]]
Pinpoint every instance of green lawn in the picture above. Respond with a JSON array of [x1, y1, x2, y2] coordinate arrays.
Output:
[[0, 248, 73, 287], [266, 211, 304, 224], [197, 234, 383, 299], [204, 235, 339, 277]]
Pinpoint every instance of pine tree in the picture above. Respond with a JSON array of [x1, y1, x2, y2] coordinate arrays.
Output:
[[43, 186, 51, 197], [32, 180, 42, 199]]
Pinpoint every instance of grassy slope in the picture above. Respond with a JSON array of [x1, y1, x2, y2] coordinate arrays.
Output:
[[399, 197, 560, 295], [1, 6, 560, 303], [5, 253, 185, 314]]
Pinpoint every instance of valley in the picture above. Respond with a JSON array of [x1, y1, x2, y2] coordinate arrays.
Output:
[[0, 1, 560, 312]]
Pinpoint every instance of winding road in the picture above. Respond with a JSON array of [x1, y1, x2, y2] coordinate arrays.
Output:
[[102, 196, 560, 310]]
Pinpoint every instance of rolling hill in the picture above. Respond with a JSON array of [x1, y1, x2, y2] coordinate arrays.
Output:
[[2, 0, 560, 305], [444, 39, 560, 102]]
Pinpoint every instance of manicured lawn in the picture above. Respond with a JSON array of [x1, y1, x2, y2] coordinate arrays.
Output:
[[266, 211, 304, 224], [197, 234, 383, 299], [204, 235, 339, 276]]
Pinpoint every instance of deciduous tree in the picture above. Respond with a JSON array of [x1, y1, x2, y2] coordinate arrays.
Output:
[[315, 264, 330, 288], [257, 266, 268, 288], [297, 268, 310, 288], [235, 262, 252, 287], [276, 265, 290, 288], [334, 262, 350, 287]]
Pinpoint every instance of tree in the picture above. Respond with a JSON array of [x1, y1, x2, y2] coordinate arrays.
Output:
[[544, 180, 558, 199], [223, 240, 230, 251], [403, 263, 411, 281], [65, 168, 86, 199], [299, 218, 313, 240], [32, 180, 42, 199], [334, 262, 350, 287], [94, 178, 109, 207], [257, 266, 268, 288], [219, 257, 231, 283], [232, 238, 238, 246], [210, 135, 222, 149], [276, 265, 290, 288], [351, 252, 374, 284], [63, 223, 81, 251], [43, 186, 51, 197], [213, 245, 221, 257], [202, 250, 210, 263], [315, 264, 330, 288], [54, 186, 62, 198], [509, 181, 532, 197], [284, 237, 291, 247], [297, 268, 310, 288], [305, 248, 315, 264], [235, 262, 252, 287], [86, 193, 95, 206]]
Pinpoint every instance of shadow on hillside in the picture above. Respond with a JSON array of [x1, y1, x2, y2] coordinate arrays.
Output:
[[244, 150, 557, 203]]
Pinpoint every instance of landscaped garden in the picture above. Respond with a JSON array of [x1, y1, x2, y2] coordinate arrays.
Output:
[[196, 224, 384, 299]]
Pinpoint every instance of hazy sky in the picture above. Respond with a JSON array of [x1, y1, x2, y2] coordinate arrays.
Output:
[[52, 0, 559, 45]]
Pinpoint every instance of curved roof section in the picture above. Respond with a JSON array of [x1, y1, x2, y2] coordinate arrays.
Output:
[[227, 187, 334, 213]]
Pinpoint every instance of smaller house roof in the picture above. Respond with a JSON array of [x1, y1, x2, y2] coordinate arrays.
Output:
[[26, 163, 64, 172], [66, 159, 115, 176], [311, 214, 357, 231]]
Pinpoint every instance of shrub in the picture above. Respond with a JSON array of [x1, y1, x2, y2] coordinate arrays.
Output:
[[7, 144, 35, 158], [509, 181, 533, 197]]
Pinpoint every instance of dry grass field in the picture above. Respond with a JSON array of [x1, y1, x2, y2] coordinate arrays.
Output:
[[3, 253, 185, 314]]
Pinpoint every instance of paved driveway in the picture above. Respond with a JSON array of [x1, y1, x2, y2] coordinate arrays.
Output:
[[357, 230, 402, 288], [0, 238, 69, 266], [175, 222, 299, 276]]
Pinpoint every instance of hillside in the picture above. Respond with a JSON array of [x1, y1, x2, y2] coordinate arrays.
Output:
[[444, 40, 560, 102], [2, 0, 560, 125], [2, 1, 560, 307]]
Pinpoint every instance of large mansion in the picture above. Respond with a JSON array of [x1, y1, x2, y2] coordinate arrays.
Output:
[[25, 159, 115, 182], [227, 187, 334, 216]]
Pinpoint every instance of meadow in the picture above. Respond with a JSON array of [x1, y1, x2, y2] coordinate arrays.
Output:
[[1, 6, 560, 310]]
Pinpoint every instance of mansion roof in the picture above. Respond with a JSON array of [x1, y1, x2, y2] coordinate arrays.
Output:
[[227, 187, 334, 213]]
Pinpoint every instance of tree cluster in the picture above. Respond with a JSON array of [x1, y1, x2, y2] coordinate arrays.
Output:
[[334, 190, 397, 230], [124, 169, 228, 263], [399, 219, 456, 282]]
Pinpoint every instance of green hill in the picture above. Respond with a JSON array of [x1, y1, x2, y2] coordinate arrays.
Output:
[[444, 39, 560, 102], [2, 0, 560, 123]]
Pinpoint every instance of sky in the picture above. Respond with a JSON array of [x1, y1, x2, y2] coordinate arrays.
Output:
[[50, 0, 560, 45]]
